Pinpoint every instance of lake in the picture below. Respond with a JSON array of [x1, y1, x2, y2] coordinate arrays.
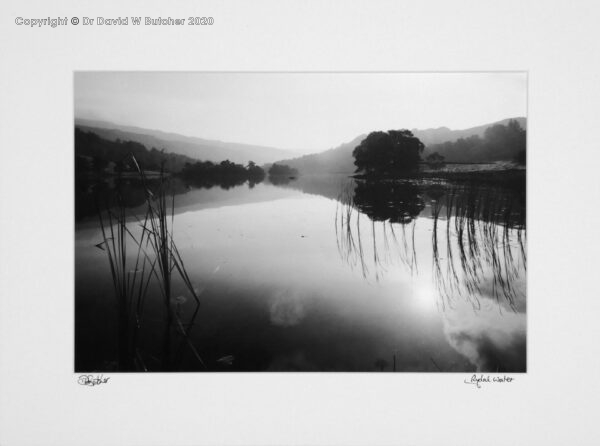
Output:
[[75, 173, 526, 372]]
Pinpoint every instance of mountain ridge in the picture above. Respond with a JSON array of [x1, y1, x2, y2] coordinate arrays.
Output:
[[75, 118, 300, 165], [272, 117, 527, 174], [75, 116, 526, 173], [412, 117, 526, 146]]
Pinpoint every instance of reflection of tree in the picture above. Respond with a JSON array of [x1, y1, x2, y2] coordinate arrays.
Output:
[[353, 180, 425, 224], [267, 163, 298, 185], [77, 160, 267, 220], [336, 179, 526, 311], [76, 176, 189, 221], [268, 175, 297, 185], [336, 180, 420, 281]]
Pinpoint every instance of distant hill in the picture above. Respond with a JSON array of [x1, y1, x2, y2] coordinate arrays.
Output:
[[75, 128, 197, 174], [75, 118, 299, 165], [424, 118, 526, 163], [413, 117, 526, 147], [271, 134, 367, 175], [274, 117, 527, 174]]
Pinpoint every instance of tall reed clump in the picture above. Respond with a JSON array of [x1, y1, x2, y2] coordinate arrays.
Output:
[[97, 154, 203, 371]]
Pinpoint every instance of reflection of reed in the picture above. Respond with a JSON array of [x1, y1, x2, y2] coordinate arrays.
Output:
[[335, 180, 419, 281], [336, 180, 526, 311], [335, 181, 369, 278]]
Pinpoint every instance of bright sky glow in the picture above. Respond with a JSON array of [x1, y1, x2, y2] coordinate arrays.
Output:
[[75, 72, 526, 153]]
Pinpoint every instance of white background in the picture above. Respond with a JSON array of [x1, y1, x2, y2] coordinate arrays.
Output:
[[1, 1, 599, 445]]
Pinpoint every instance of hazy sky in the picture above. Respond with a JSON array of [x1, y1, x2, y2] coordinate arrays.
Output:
[[75, 72, 526, 153]]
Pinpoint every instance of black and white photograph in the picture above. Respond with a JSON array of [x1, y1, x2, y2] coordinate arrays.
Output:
[[75, 72, 527, 373], [4, 1, 600, 445]]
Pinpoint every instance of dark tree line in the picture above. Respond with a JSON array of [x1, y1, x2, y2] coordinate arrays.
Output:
[[75, 128, 195, 175], [426, 120, 526, 163], [268, 163, 298, 177], [180, 160, 266, 189], [353, 130, 424, 176], [76, 128, 270, 189], [425, 152, 446, 169]]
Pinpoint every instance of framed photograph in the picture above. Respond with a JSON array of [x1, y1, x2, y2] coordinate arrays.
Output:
[[74, 72, 527, 375], [1, 1, 599, 445]]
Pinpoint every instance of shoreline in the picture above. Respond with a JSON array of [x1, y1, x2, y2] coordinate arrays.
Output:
[[352, 167, 526, 185]]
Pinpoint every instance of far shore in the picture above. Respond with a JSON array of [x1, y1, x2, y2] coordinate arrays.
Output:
[[352, 163, 526, 186]]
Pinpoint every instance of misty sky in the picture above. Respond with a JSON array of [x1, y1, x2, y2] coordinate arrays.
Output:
[[75, 72, 526, 154]]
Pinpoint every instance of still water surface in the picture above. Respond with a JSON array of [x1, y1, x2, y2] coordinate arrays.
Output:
[[75, 175, 526, 372]]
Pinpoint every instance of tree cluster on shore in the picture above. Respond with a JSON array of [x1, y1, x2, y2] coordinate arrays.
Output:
[[75, 128, 195, 175], [425, 152, 446, 169], [352, 120, 526, 178], [180, 159, 266, 188], [353, 130, 424, 176], [76, 128, 304, 190], [426, 120, 526, 163], [267, 163, 299, 177]]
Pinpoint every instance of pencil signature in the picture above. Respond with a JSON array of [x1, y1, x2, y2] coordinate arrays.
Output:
[[78, 374, 111, 386], [463, 374, 515, 388]]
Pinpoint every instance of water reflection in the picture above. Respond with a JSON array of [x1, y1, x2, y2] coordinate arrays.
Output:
[[353, 180, 425, 224], [76, 173, 526, 372], [76, 175, 282, 221], [336, 179, 526, 311], [75, 176, 189, 221], [267, 175, 296, 186]]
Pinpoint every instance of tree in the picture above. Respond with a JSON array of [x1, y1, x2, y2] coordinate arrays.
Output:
[[425, 152, 446, 169], [352, 130, 424, 176], [268, 163, 298, 177], [246, 160, 266, 185]]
